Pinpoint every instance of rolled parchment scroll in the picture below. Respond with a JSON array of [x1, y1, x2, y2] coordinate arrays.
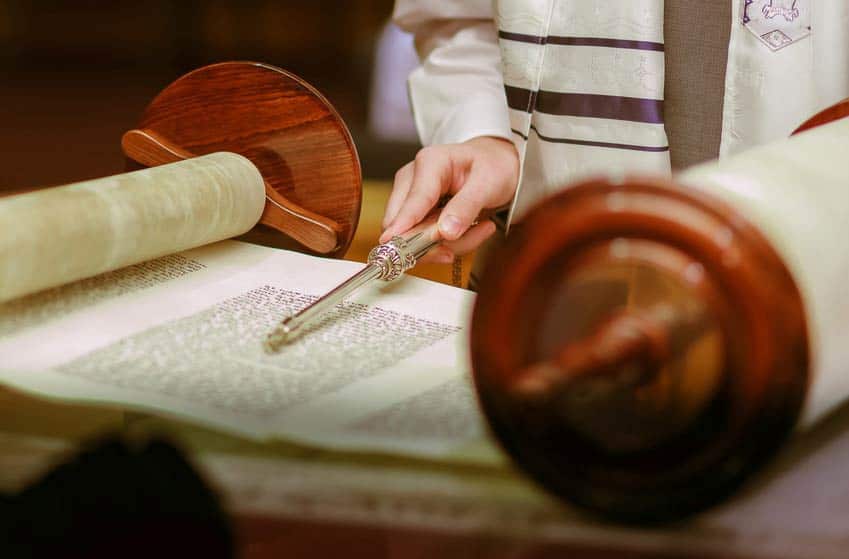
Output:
[[0, 152, 265, 303], [471, 114, 849, 522], [680, 116, 849, 427]]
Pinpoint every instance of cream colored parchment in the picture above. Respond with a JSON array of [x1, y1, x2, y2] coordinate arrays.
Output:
[[0, 152, 265, 303], [0, 240, 500, 464], [679, 117, 849, 427]]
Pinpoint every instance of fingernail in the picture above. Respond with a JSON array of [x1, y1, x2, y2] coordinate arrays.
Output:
[[379, 223, 394, 243], [438, 215, 463, 239]]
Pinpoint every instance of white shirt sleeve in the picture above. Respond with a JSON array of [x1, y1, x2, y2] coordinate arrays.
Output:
[[392, 0, 512, 146]]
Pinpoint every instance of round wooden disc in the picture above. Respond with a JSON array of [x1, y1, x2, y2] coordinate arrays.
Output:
[[134, 61, 361, 258], [471, 178, 809, 522]]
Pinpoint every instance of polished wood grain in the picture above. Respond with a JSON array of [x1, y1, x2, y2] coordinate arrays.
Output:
[[125, 61, 362, 258], [471, 175, 809, 522], [122, 128, 342, 254]]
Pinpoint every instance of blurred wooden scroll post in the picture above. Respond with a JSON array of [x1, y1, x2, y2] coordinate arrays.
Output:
[[471, 99, 849, 524]]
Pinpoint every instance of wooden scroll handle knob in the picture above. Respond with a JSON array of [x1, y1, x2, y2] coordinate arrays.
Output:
[[122, 128, 343, 254], [471, 176, 809, 522], [511, 309, 667, 402], [510, 304, 709, 404]]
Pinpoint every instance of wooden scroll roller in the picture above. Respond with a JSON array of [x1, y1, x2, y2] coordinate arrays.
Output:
[[470, 99, 849, 523], [0, 62, 360, 304]]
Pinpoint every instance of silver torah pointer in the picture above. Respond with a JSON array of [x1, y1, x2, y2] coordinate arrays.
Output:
[[263, 221, 441, 351]]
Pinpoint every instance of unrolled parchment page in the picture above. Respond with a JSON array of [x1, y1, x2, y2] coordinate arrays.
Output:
[[0, 241, 496, 462]]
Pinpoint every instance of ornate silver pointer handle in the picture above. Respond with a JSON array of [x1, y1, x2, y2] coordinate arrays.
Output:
[[263, 221, 440, 352]]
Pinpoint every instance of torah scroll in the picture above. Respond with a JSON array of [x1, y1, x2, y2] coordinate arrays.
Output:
[[469, 112, 849, 522], [0, 153, 265, 303], [679, 116, 849, 427]]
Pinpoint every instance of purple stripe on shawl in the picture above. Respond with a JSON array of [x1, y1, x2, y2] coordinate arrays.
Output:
[[505, 86, 664, 125], [498, 30, 664, 52], [505, 86, 538, 113], [519, 126, 669, 152]]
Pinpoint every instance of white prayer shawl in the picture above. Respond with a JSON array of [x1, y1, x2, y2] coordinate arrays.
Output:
[[394, 0, 849, 223]]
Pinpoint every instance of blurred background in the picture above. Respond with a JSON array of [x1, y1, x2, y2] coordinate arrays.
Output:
[[0, 0, 421, 191]]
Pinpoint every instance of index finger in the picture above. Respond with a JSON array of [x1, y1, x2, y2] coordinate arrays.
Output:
[[381, 146, 453, 240], [383, 161, 414, 229]]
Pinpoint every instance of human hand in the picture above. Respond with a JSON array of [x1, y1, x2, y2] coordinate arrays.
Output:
[[380, 136, 520, 264]]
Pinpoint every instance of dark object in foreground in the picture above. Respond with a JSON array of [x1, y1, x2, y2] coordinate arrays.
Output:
[[0, 437, 232, 559], [470, 99, 849, 523]]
